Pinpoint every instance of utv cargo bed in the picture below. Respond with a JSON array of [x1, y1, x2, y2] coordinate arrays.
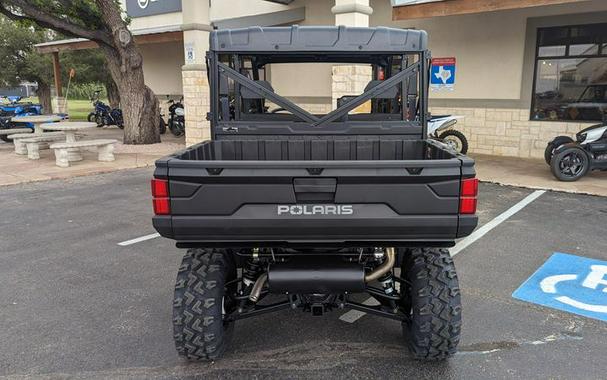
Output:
[[153, 138, 476, 245]]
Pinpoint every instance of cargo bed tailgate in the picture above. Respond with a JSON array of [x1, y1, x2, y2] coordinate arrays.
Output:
[[153, 157, 476, 245]]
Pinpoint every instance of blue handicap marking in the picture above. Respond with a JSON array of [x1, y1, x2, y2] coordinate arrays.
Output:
[[513, 252, 607, 322]]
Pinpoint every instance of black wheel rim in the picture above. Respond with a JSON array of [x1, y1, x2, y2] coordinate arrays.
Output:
[[559, 151, 585, 177]]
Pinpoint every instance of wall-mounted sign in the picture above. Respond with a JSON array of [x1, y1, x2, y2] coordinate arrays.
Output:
[[185, 43, 195, 64], [126, 0, 182, 18], [430, 57, 456, 91]]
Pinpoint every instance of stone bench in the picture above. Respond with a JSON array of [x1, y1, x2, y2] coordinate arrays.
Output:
[[22, 134, 81, 160], [9, 132, 66, 155], [50, 139, 117, 168], [0, 128, 33, 137]]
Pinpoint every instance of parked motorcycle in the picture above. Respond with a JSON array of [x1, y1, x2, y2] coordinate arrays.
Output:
[[165, 97, 185, 137], [87, 91, 124, 129], [428, 115, 468, 154], [545, 121, 607, 181]]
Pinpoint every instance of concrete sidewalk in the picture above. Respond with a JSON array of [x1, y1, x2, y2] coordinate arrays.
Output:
[[0, 127, 184, 186], [472, 153, 607, 197], [1, 130, 604, 196]]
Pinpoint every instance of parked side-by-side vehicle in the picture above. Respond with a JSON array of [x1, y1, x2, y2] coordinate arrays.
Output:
[[152, 26, 479, 361], [545, 121, 607, 181]]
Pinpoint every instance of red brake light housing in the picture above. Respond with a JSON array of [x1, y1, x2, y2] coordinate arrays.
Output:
[[151, 178, 170, 215], [459, 178, 478, 214]]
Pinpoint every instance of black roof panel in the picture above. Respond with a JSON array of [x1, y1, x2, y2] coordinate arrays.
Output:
[[210, 25, 428, 53]]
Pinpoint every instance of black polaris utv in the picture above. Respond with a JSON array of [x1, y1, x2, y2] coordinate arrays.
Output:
[[151, 26, 478, 361]]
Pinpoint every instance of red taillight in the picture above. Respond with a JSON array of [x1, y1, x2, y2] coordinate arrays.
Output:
[[151, 178, 170, 215], [153, 198, 170, 215], [459, 178, 478, 214], [461, 178, 478, 197], [459, 197, 477, 214], [151, 178, 169, 197]]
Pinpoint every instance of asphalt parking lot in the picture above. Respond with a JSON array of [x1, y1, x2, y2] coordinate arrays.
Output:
[[1, 168, 606, 379]]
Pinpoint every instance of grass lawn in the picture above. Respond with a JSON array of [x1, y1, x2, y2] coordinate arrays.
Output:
[[16, 97, 106, 121], [67, 99, 98, 121]]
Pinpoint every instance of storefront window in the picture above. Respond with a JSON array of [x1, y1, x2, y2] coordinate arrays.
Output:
[[532, 24, 607, 121]]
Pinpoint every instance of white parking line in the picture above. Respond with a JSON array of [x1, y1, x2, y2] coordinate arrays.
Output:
[[117, 233, 160, 246], [340, 189, 546, 323], [339, 297, 381, 323], [450, 190, 545, 257]]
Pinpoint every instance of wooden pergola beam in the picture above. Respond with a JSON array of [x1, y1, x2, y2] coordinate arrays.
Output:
[[393, 0, 590, 20], [52, 52, 63, 97]]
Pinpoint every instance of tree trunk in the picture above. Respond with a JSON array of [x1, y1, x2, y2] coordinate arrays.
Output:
[[96, 0, 160, 145], [105, 77, 120, 109], [36, 81, 52, 115]]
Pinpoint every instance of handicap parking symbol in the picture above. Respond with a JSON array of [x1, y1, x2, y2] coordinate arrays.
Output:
[[513, 252, 607, 322]]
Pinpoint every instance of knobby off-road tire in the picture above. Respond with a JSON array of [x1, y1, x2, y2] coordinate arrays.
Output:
[[173, 248, 236, 361], [400, 248, 462, 361], [438, 130, 468, 154]]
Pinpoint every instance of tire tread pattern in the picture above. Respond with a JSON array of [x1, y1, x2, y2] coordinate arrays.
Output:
[[173, 248, 233, 361], [402, 247, 462, 361]]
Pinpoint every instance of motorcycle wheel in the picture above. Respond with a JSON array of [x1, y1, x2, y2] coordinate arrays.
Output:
[[439, 130, 468, 154], [170, 120, 185, 137], [95, 115, 104, 127], [159, 117, 167, 135], [87, 112, 96, 123]]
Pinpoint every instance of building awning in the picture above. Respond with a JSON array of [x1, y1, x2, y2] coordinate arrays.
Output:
[[392, 0, 589, 20], [35, 7, 305, 54], [35, 26, 183, 54], [213, 7, 304, 30]]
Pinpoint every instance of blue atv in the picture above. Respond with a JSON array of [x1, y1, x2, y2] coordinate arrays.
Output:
[[0, 96, 43, 142], [0, 96, 43, 119], [0, 96, 68, 142]]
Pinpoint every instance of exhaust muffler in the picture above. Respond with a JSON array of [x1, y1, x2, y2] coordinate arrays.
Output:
[[248, 248, 397, 302], [267, 256, 366, 294]]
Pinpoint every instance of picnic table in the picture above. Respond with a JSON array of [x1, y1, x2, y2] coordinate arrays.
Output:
[[9, 115, 64, 154], [12, 115, 63, 134], [40, 122, 97, 162]]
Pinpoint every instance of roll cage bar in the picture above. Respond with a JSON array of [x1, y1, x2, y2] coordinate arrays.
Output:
[[207, 50, 430, 139]]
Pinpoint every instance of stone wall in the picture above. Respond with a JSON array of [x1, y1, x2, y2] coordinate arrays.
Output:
[[429, 106, 591, 159], [182, 68, 211, 146], [332, 65, 372, 109]]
